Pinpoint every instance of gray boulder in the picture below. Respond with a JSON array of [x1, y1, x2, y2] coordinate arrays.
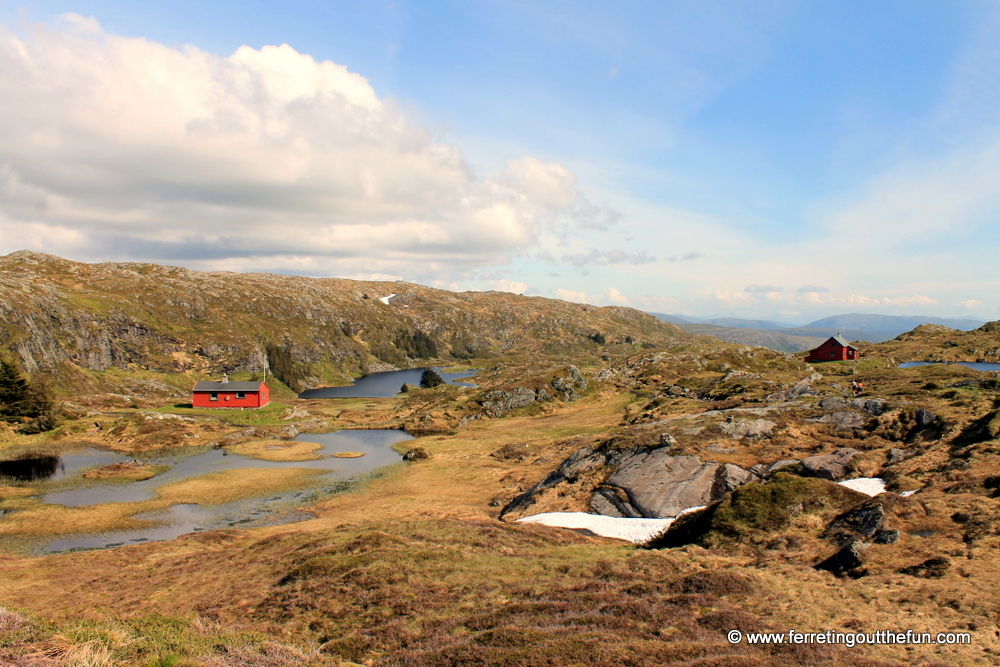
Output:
[[718, 418, 776, 440], [814, 411, 867, 431], [481, 387, 537, 416], [589, 452, 759, 518], [815, 540, 868, 577], [551, 365, 588, 401], [801, 448, 861, 481]]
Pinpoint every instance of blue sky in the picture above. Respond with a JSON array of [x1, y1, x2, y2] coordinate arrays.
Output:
[[0, 1, 997, 323]]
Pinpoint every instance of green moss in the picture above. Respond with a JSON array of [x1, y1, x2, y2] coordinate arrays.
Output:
[[649, 473, 865, 549]]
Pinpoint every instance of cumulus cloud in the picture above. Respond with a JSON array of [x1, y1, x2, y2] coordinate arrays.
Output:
[[959, 299, 981, 309], [553, 286, 630, 306], [744, 284, 783, 293], [798, 285, 830, 293], [558, 248, 656, 268], [0, 15, 608, 276]]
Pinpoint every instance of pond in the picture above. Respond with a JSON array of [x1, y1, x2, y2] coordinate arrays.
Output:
[[1, 430, 413, 553], [899, 361, 1000, 372], [298, 366, 475, 399]]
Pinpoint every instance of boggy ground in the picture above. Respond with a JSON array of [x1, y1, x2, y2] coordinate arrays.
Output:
[[1, 350, 999, 666]]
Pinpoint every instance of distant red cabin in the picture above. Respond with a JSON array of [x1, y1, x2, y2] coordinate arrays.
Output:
[[192, 379, 270, 408], [805, 335, 859, 363]]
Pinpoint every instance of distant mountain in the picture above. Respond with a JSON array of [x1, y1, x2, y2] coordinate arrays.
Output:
[[803, 314, 985, 335], [698, 317, 792, 330], [648, 312, 693, 325], [775, 327, 892, 343], [676, 323, 826, 354]]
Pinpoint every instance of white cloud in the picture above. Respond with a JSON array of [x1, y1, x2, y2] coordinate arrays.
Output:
[[745, 284, 782, 293], [486, 279, 528, 294], [959, 299, 981, 309], [0, 16, 608, 277], [554, 288, 587, 303]]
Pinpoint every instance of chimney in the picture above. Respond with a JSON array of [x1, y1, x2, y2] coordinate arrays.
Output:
[[222, 374, 229, 384]]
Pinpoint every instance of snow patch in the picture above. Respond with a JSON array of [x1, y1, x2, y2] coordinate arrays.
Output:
[[378, 293, 397, 304], [516, 512, 676, 543], [838, 477, 886, 497]]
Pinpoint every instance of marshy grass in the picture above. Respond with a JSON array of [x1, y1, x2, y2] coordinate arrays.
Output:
[[227, 439, 323, 462], [329, 451, 365, 458], [0, 468, 327, 539]]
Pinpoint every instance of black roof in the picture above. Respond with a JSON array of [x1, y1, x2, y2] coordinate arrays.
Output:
[[192, 381, 265, 392], [830, 335, 858, 350]]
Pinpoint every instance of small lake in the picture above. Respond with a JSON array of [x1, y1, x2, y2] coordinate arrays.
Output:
[[1, 430, 412, 553], [899, 361, 1000, 372], [299, 366, 475, 399]]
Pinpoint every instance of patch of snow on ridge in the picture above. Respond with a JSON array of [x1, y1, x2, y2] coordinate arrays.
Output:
[[838, 477, 887, 497], [516, 512, 676, 543], [379, 293, 396, 304]]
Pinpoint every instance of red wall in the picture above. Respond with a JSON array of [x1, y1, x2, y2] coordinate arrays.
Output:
[[192, 385, 270, 408], [805, 340, 857, 363]]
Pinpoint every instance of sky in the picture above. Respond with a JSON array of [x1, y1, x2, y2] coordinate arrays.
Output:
[[0, 1, 998, 324]]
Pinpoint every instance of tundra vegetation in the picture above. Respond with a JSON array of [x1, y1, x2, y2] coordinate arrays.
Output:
[[0, 252, 998, 666]]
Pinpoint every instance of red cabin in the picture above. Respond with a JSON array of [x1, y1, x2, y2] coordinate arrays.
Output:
[[192, 379, 270, 408], [804, 335, 859, 363]]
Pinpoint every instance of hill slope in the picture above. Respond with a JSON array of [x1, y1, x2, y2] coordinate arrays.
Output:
[[0, 251, 689, 391]]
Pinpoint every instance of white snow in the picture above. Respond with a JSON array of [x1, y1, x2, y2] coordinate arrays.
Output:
[[900, 489, 918, 497], [516, 512, 676, 543], [838, 477, 887, 496], [378, 293, 396, 305]]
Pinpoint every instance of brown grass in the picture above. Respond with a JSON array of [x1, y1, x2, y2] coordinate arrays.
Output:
[[329, 451, 365, 458], [228, 440, 324, 462]]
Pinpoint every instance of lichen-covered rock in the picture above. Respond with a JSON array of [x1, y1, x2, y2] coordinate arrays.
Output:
[[800, 448, 861, 480], [718, 418, 775, 440], [589, 452, 759, 519], [480, 387, 537, 417], [815, 540, 868, 577]]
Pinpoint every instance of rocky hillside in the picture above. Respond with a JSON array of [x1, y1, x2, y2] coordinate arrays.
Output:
[[867, 321, 1000, 363], [0, 251, 689, 392]]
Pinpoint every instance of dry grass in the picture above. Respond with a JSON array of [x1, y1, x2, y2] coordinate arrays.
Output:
[[82, 463, 165, 481], [0, 485, 36, 498], [328, 451, 365, 458], [228, 439, 324, 462], [0, 500, 155, 537]]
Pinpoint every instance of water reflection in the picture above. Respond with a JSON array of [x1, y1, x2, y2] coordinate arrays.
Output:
[[35, 429, 412, 553], [299, 366, 475, 399], [0, 456, 61, 481]]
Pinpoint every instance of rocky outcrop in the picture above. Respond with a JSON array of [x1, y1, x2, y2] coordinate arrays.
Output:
[[481, 388, 537, 417], [765, 372, 821, 402], [819, 397, 887, 415], [550, 365, 588, 401], [718, 418, 775, 440], [500, 442, 762, 521], [800, 448, 861, 480], [811, 411, 867, 431], [590, 453, 759, 518]]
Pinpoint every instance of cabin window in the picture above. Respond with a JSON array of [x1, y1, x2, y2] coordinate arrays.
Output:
[[210, 392, 218, 401], [236, 391, 246, 399], [830, 351, 835, 358]]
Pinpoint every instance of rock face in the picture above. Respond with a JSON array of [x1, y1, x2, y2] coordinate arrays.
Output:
[[800, 448, 861, 480], [812, 411, 867, 431], [819, 397, 887, 415], [590, 452, 759, 518], [718, 418, 775, 440], [481, 388, 537, 417], [550, 365, 588, 401], [815, 540, 868, 577]]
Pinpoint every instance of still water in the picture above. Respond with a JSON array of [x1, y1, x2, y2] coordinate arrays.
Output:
[[0, 430, 412, 553], [299, 366, 475, 399], [899, 361, 1000, 372]]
